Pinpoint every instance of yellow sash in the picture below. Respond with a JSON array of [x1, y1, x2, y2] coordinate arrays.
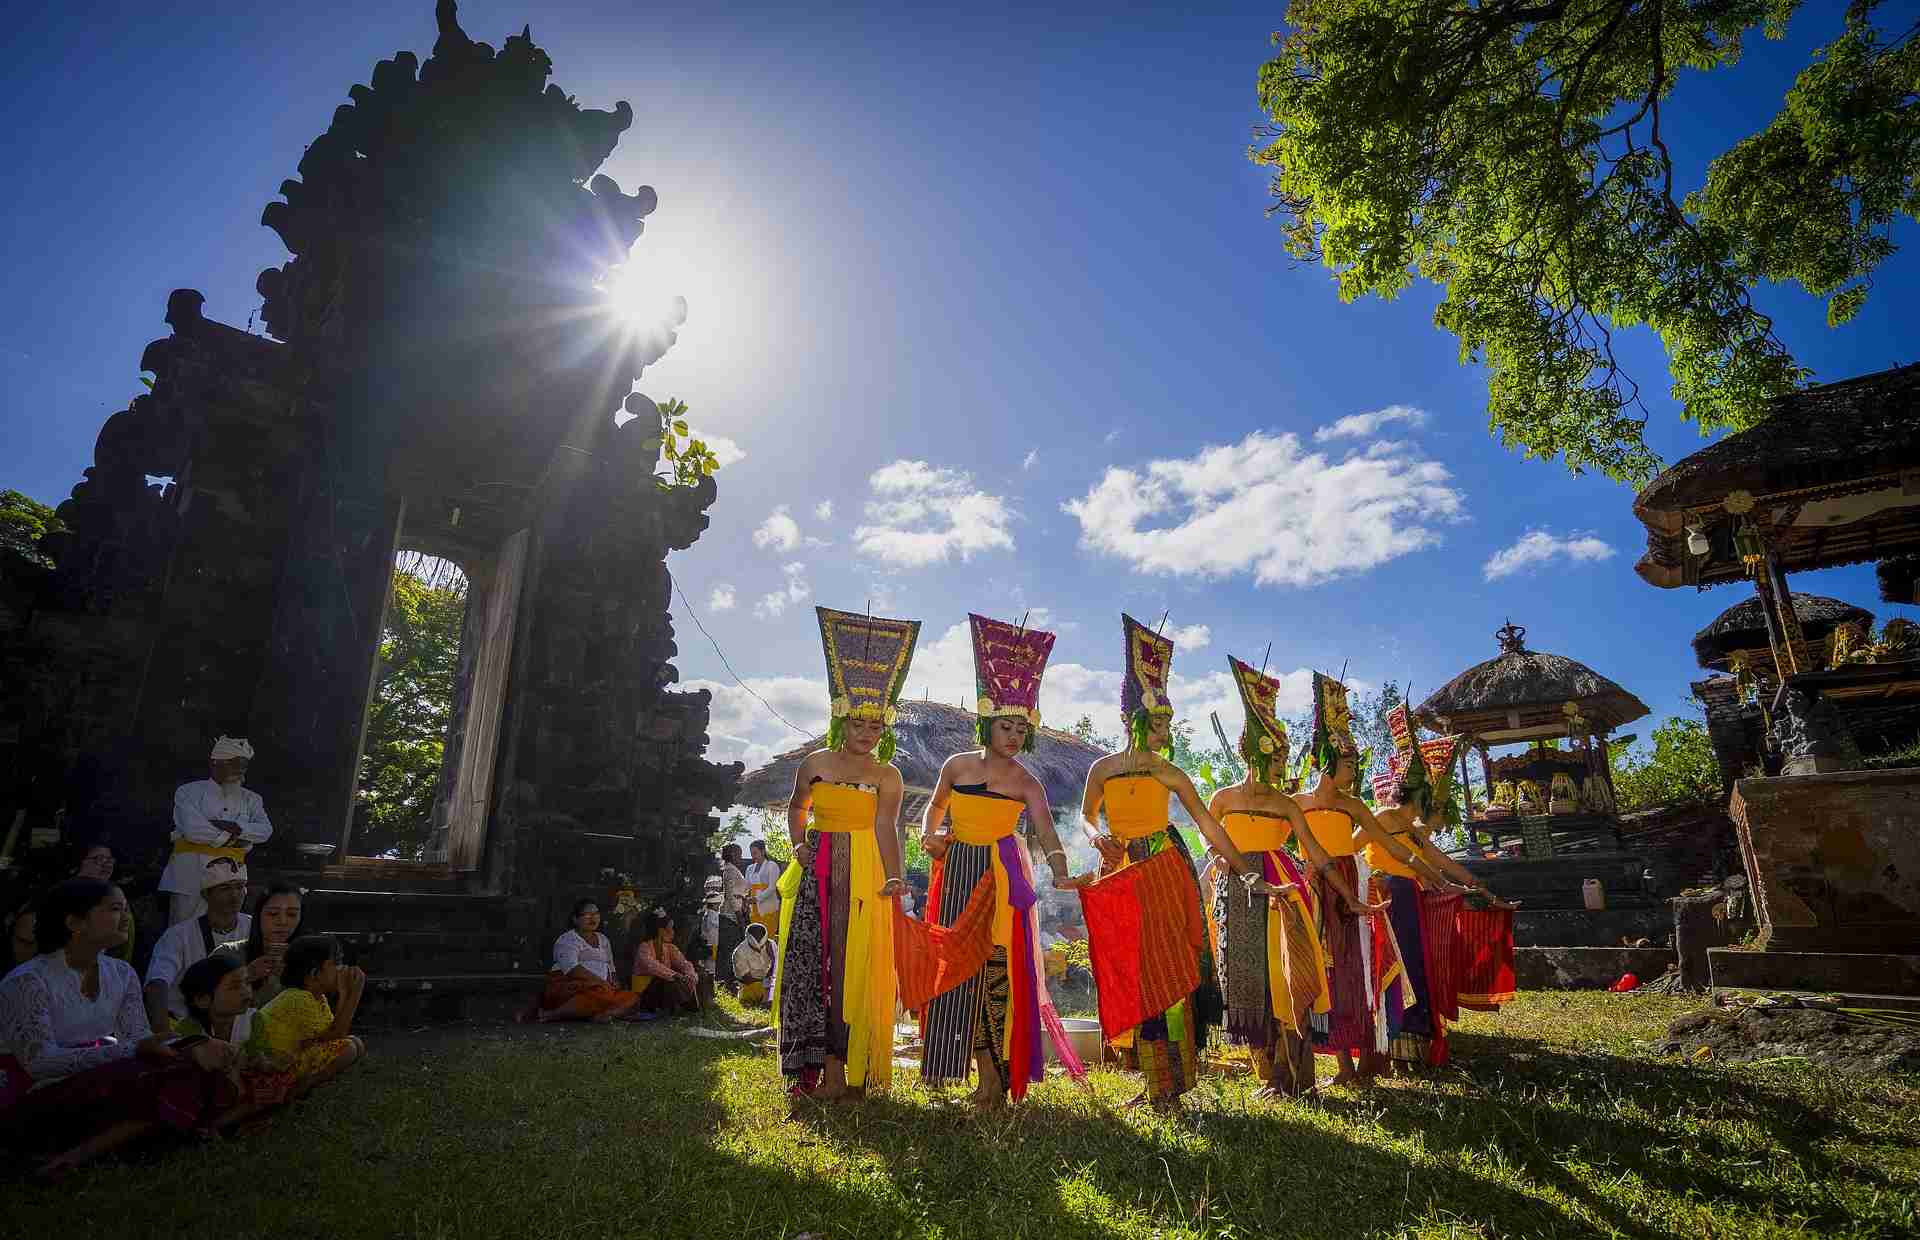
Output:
[[947, 793, 1025, 959], [172, 840, 247, 862]]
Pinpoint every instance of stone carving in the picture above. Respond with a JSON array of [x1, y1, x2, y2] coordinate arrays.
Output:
[[1770, 682, 1863, 776]]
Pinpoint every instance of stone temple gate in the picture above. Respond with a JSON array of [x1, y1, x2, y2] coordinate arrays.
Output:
[[0, 4, 740, 1001]]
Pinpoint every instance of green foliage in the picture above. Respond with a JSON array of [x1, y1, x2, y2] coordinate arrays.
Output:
[[1256, 1, 1918, 483], [1069, 715, 1118, 751], [1167, 718, 1244, 802], [0, 489, 64, 569], [1862, 729, 1920, 770], [633, 396, 723, 489], [1608, 709, 1724, 812], [355, 563, 468, 858]]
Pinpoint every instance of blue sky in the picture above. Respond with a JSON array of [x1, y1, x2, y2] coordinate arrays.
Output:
[[5, 2, 1915, 777]]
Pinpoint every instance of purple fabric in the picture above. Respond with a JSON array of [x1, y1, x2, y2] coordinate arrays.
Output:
[[994, 834, 1045, 1089], [1384, 876, 1432, 1037]]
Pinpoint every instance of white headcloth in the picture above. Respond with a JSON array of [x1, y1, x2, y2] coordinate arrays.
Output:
[[210, 736, 254, 761]]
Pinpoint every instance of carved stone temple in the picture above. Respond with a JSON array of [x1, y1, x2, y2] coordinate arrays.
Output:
[[0, 4, 740, 1010]]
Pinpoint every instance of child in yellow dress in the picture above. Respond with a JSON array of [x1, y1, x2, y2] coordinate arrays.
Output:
[[260, 935, 366, 1097]]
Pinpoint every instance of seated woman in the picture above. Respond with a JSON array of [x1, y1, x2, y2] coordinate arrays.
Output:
[[71, 843, 133, 964], [0, 879, 235, 1178], [536, 900, 644, 1024], [216, 885, 303, 1007], [631, 909, 700, 1016], [259, 935, 365, 1097], [729, 921, 775, 1006], [174, 954, 287, 1123]]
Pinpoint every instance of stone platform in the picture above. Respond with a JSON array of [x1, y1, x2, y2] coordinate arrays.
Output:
[[1511, 906, 1669, 947], [1513, 946, 1675, 990], [1707, 948, 1920, 996]]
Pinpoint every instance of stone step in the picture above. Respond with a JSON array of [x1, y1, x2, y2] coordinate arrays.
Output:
[[1710, 988, 1920, 1016], [1707, 948, 1920, 996]]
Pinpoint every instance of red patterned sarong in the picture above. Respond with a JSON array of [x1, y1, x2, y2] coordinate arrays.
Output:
[[1456, 905, 1515, 1010], [1078, 848, 1206, 1040]]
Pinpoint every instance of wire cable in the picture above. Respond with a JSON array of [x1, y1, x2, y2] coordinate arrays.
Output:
[[667, 570, 812, 740]]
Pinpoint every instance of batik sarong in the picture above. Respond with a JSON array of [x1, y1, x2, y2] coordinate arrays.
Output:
[[1310, 854, 1407, 1058], [1381, 877, 1463, 1067]]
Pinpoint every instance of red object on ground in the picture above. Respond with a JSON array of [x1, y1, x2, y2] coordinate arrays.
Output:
[[1609, 973, 1640, 993]]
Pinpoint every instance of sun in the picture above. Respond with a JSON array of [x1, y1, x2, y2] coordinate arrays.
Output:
[[599, 263, 687, 337]]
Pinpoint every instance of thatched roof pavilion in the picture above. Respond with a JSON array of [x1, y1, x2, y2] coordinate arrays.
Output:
[[1634, 362, 1920, 591], [735, 699, 1108, 830], [1416, 622, 1649, 745], [1692, 593, 1874, 675]]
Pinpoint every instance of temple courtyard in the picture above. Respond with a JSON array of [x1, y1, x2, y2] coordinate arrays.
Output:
[[9, 991, 1915, 1240]]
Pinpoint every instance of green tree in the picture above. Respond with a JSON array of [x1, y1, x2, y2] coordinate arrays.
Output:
[[1255, 1, 1919, 482], [1608, 710, 1723, 812], [1069, 714, 1117, 751], [355, 564, 468, 858], [0, 490, 64, 569]]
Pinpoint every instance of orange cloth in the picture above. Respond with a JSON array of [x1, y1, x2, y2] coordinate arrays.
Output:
[[893, 874, 998, 1012], [541, 975, 640, 1019], [1078, 847, 1206, 1039]]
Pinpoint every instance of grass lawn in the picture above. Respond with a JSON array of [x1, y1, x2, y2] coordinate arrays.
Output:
[[10, 992, 1917, 1239]]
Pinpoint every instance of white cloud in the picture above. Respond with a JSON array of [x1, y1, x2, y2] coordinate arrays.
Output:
[[1061, 430, 1464, 588], [687, 427, 746, 467], [753, 562, 809, 618], [1103, 429, 1121, 445], [853, 460, 1016, 568], [682, 674, 823, 774], [1165, 623, 1211, 652], [708, 583, 736, 612], [1482, 529, 1616, 581], [752, 507, 801, 552], [1022, 449, 1040, 471], [814, 500, 834, 520], [1313, 404, 1428, 442]]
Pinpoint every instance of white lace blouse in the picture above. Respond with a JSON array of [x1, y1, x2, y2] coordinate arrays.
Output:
[[552, 929, 614, 982], [0, 951, 154, 1084]]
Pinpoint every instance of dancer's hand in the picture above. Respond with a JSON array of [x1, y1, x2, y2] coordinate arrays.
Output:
[[1053, 872, 1093, 890], [922, 834, 950, 861], [1093, 834, 1125, 867], [878, 877, 907, 899]]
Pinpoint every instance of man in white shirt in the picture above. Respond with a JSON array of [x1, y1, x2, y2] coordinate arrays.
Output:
[[743, 839, 782, 936], [145, 859, 252, 1029], [730, 921, 777, 1006], [160, 736, 273, 924]]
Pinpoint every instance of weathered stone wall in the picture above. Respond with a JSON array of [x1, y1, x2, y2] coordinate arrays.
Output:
[[1730, 767, 1920, 952], [1513, 946, 1675, 990]]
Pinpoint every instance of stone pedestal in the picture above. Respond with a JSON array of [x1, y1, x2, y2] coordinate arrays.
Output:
[[1728, 767, 1920, 953]]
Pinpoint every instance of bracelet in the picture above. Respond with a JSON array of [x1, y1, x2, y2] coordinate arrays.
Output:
[[1046, 849, 1067, 861], [1239, 870, 1261, 889]]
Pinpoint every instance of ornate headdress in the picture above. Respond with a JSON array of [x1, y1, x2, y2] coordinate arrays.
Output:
[[1121, 613, 1174, 752], [816, 605, 920, 763], [1369, 732, 1461, 825], [970, 613, 1053, 753], [1308, 670, 1361, 793], [1228, 655, 1289, 785]]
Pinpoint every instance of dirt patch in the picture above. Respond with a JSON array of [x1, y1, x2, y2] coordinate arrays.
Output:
[[1656, 1001, 1920, 1074]]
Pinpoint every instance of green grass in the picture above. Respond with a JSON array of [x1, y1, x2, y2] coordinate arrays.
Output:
[[11, 992, 1918, 1240]]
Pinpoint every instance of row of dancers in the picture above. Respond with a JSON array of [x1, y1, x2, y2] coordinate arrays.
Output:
[[773, 608, 1518, 1110]]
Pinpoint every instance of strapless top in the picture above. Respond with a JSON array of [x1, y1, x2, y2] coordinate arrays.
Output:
[[1104, 774, 1171, 841], [1302, 807, 1358, 857], [1221, 808, 1292, 854], [811, 781, 878, 833], [948, 790, 1023, 845]]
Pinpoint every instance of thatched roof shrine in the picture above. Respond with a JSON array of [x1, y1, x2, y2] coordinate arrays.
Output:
[[1692, 593, 1874, 673], [1416, 622, 1649, 744], [736, 700, 1109, 827], [1634, 362, 1920, 590]]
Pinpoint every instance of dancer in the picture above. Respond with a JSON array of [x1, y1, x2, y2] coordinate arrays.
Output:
[[1294, 672, 1457, 1086], [905, 613, 1091, 1109], [1078, 615, 1277, 1113], [1369, 714, 1520, 1071], [1209, 656, 1377, 1098], [774, 606, 917, 1101]]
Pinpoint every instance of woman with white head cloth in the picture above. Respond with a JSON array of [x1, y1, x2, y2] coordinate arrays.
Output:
[[159, 737, 273, 924]]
